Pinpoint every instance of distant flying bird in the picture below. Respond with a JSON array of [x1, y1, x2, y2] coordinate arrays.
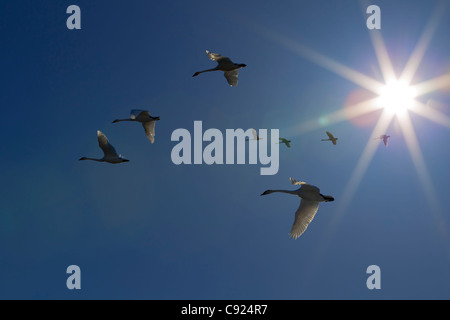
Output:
[[321, 131, 338, 145], [192, 50, 247, 87], [278, 138, 291, 148], [375, 134, 390, 147], [261, 177, 334, 239], [246, 128, 263, 141], [113, 109, 160, 143], [79, 131, 129, 164]]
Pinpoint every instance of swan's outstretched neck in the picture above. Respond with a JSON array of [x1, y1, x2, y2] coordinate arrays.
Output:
[[261, 189, 298, 196], [112, 119, 134, 123], [79, 157, 103, 162], [192, 68, 218, 77]]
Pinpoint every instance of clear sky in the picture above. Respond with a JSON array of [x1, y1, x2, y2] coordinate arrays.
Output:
[[1, 0, 450, 299]]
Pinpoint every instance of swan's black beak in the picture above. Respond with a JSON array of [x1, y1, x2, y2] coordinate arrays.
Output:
[[322, 195, 334, 202], [154, 116, 161, 121]]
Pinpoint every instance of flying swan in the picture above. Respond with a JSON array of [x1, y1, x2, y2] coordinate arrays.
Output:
[[321, 131, 338, 145], [113, 109, 160, 143], [278, 138, 291, 148], [79, 131, 129, 164], [192, 50, 247, 87], [261, 178, 334, 239], [375, 134, 390, 147]]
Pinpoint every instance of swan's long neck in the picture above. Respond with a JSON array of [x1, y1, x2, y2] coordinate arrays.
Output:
[[113, 119, 135, 123], [79, 157, 104, 162], [196, 67, 219, 74], [261, 189, 298, 196]]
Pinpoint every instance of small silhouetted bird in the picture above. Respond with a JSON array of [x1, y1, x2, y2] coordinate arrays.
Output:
[[321, 131, 338, 145], [375, 134, 390, 147]]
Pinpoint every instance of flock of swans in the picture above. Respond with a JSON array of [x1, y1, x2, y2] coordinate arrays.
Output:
[[79, 50, 391, 239]]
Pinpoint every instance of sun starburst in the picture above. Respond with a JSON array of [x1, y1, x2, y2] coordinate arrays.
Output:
[[242, 2, 450, 249]]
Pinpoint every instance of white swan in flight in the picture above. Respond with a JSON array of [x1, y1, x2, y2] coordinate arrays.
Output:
[[79, 131, 129, 164], [375, 134, 390, 147], [192, 50, 247, 87], [321, 131, 338, 145], [261, 177, 334, 239], [113, 109, 160, 143]]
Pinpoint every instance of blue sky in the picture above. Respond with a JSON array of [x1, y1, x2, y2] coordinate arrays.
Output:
[[1, 0, 450, 299]]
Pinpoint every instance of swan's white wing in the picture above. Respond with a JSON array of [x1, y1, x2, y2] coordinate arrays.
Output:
[[290, 177, 320, 193], [97, 131, 119, 158], [224, 70, 239, 87], [130, 109, 150, 121], [206, 50, 237, 71], [290, 199, 320, 239], [206, 50, 232, 63], [142, 121, 156, 143]]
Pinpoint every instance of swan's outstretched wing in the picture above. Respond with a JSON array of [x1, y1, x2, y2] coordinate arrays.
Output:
[[142, 121, 156, 143], [290, 177, 320, 193], [224, 70, 239, 87], [290, 199, 320, 239], [326, 131, 335, 139], [130, 109, 150, 121], [97, 131, 119, 158], [206, 50, 232, 63]]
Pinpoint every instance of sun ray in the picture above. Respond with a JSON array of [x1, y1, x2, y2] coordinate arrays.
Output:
[[368, 30, 397, 83], [239, 18, 385, 94], [400, 1, 447, 84], [287, 97, 382, 135], [306, 109, 395, 278], [413, 73, 450, 97], [333, 109, 394, 222], [409, 100, 450, 129], [396, 111, 450, 244]]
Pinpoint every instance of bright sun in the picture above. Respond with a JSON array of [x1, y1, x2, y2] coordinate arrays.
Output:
[[379, 79, 417, 115]]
